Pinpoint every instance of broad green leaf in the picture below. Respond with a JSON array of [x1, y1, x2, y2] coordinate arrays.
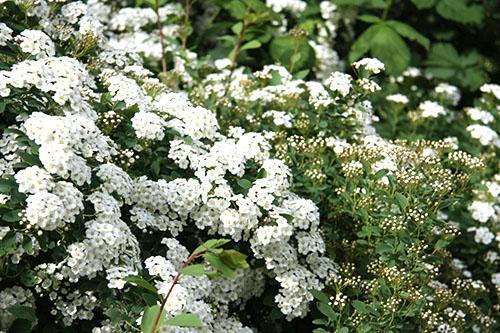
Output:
[[219, 249, 249, 269], [141, 305, 165, 333], [310, 289, 330, 304], [436, 0, 483, 24], [240, 40, 262, 51], [124, 275, 158, 294], [164, 313, 203, 328], [182, 264, 207, 276], [8, 305, 37, 322], [348, 24, 381, 63], [317, 302, 337, 321], [386, 20, 430, 50], [370, 25, 411, 75]]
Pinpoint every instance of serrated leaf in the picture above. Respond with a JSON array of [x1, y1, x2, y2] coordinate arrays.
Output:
[[270, 36, 315, 72], [370, 24, 411, 75], [192, 239, 230, 255], [349, 24, 381, 63], [436, 0, 483, 24], [219, 249, 249, 269], [164, 313, 203, 328], [203, 252, 235, 278], [386, 20, 430, 50]]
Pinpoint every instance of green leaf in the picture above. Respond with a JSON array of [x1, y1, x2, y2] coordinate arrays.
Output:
[[8, 305, 37, 322], [124, 275, 158, 294], [231, 22, 243, 35], [240, 40, 262, 51], [317, 302, 337, 321], [293, 69, 310, 80], [370, 24, 411, 75], [225, 0, 247, 20], [310, 289, 330, 304], [141, 305, 165, 333], [237, 178, 252, 189], [0, 101, 6, 113], [357, 15, 381, 23], [339, 328, 349, 333], [386, 20, 430, 50], [348, 24, 381, 63], [411, 0, 436, 9], [2, 210, 22, 222], [105, 308, 129, 323], [436, 0, 483, 24], [164, 313, 203, 328], [192, 239, 230, 255], [203, 252, 235, 278], [394, 193, 409, 209], [219, 249, 249, 269], [270, 36, 315, 72], [352, 300, 369, 314], [19, 153, 40, 166], [0, 230, 17, 256], [181, 264, 207, 276]]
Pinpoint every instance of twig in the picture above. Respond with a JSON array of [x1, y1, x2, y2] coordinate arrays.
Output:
[[155, 0, 168, 73]]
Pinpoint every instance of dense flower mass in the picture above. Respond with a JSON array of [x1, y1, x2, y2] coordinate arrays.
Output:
[[0, 1, 498, 333]]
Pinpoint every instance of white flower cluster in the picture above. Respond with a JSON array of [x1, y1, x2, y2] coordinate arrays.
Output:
[[1, 56, 97, 115], [325, 71, 352, 97], [353, 57, 385, 74], [266, 0, 306, 14], [418, 100, 447, 118], [14, 29, 55, 58], [24, 112, 116, 185]]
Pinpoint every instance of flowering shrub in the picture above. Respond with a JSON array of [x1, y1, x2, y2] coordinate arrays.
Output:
[[0, 1, 498, 333]]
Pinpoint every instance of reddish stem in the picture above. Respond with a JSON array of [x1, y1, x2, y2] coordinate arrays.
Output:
[[148, 250, 207, 333], [155, 0, 168, 73]]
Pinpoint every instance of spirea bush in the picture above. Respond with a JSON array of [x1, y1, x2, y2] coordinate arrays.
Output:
[[0, 1, 498, 333]]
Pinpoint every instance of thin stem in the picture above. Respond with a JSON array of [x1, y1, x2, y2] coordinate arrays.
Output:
[[148, 250, 208, 333], [181, 0, 192, 51], [155, 0, 168, 73], [223, 20, 248, 97], [382, 0, 393, 20]]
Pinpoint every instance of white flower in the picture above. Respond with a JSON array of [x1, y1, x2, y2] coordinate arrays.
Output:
[[434, 83, 460, 105], [131, 111, 165, 141], [386, 94, 409, 104], [352, 58, 385, 74], [325, 71, 352, 96], [15, 30, 55, 59], [0, 22, 13, 46], [480, 83, 500, 100], [466, 124, 499, 146], [465, 107, 494, 124], [468, 201, 495, 223], [418, 101, 446, 118]]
